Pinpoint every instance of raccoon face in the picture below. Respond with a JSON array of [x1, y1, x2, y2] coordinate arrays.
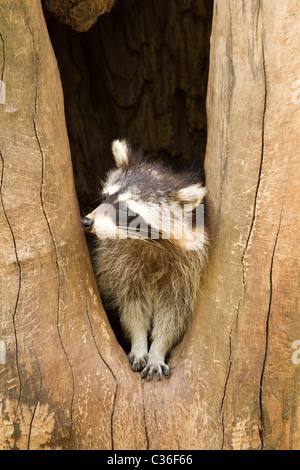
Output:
[[81, 140, 206, 249]]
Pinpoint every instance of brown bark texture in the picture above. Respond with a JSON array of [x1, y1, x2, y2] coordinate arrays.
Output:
[[42, 0, 116, 32], [0, 0, 299, 450]]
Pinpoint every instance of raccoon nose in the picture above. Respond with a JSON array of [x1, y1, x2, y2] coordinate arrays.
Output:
[[81, 217, 94, 231]]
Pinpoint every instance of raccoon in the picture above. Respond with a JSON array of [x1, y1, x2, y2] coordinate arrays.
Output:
[[81, 140, 207, 381]]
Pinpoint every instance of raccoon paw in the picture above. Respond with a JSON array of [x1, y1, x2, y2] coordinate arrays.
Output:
[[128, 352, 148, 372], [140, 361, 170, 381]]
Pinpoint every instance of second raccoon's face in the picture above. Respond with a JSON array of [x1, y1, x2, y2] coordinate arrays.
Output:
[[81, 140, 206, 246]]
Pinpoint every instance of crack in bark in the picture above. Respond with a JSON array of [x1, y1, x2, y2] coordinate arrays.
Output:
[[0, 151, 22, 413], [241, 0, 266, 301], [22, 2, 75, 443], [141, 381, 150, 450], [27, 358, 42, 450], [220, 328, 232, 450], [240, 2, 268, 448], [259, 214, 282, 449], [82, 279, 118, 450], [0, 31, 5, 82]]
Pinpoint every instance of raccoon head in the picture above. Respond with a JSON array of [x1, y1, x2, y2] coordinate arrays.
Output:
[[81, 140, 206, 250]]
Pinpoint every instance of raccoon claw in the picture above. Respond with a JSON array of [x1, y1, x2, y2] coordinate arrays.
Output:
[[141, 362, 170, 381], [128, 353, 148, 372]]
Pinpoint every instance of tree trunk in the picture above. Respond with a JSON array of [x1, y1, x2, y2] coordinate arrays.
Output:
[[204, 0, 300, 449], [0, 0, 299, 450]]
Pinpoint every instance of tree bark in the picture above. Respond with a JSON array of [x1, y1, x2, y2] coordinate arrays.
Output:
[[43, 0, 116, 32], [0, 0, 299, 450], [203, 0, 300, 449]]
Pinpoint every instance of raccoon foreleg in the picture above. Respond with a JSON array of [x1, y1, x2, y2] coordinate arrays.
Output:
[[140, 339, 171, 381], [141, 304, 189, 381], [120, 302, 151, 372]]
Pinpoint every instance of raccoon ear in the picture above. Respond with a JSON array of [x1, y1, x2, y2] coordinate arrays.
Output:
[[111, 139, 129, 168], [174, 184, 206, 209]]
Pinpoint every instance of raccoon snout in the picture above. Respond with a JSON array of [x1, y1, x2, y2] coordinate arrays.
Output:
[[81, 217, 94, 231]]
